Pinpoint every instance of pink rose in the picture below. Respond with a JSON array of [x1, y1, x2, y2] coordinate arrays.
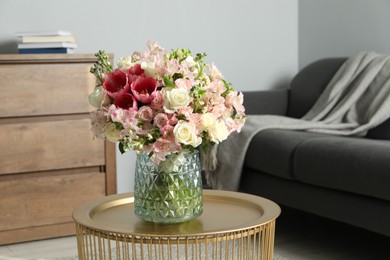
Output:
[[137, 106, 154, 122], [154, 113, 168, 128], [131, 77, 157, 104], [103, 69, 130, 99], [150, 91, 164, 110]]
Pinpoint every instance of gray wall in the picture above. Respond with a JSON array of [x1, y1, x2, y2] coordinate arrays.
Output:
[[299, 0, 390, 68], [0, 0, 298, 193], [0, 0, 298, 92]]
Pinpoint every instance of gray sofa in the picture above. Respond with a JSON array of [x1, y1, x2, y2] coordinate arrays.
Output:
[[240, 58, 390, 237]]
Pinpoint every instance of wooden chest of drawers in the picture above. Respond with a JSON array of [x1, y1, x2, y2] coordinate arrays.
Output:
[[0, 54, 116, 245]]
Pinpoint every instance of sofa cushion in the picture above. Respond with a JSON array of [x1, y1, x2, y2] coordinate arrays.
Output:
[[245, 129, 325, 180], [294, 137, 390, 201], [288, 58, 346, 118], [367, 118, 390, 140]]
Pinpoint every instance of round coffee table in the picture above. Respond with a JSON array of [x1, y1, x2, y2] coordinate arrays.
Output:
[[73, 190, 280, 259]]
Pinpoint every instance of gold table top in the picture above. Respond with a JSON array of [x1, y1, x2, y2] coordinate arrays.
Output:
[[72, 190, 281, 237]]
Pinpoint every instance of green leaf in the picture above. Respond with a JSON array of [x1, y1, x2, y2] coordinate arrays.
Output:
[[136, 118, 144, 128], [172, 73, 183, 81], [119, 142, 126, 154], [221, 79, 234, 97], [177, 114, 187, 121], [152, 127, 162, 139], [194, 52, 207, 61], [90, 50, 113, 84], [194, 88, 206, 96], [163, 76, 175, 88]]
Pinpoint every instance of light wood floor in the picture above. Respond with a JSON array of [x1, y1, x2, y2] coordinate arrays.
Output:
[[0, 208, 389, 259], [0, 236, 77, 259]]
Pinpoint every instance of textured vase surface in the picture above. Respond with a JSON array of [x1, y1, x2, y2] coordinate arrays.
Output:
[[134, 150, 203, 224]]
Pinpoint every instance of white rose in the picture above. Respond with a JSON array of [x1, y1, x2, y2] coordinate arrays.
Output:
[[88, 86, 105, 108], [208, 120, 229, 144], [117, 56, 134, 70], [104, 123, 121, 143], [163, 88, 192, 113], [173, 121, 202, 147]]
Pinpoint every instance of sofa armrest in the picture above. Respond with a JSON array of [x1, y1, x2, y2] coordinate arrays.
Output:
[[243, 89, 289, 115]]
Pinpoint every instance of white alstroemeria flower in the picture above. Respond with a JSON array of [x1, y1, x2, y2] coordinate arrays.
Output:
[[185, 56, 196, 67], [141, 61, 159, 78], [117, 56, 134, 70], [104, 123, 121, 143], [200, 113, 216, 131]]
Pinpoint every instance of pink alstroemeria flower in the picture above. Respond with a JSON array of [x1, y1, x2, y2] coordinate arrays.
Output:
[[131, 77, 157, 104], [103, 69, 130, 99], [153, 136, 181, 154]]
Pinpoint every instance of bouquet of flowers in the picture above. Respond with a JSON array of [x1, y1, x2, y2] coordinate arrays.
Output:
[[88, 41, 246, 165]]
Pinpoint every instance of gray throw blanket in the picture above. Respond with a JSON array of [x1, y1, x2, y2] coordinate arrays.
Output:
[[205, 51, 390, 191]]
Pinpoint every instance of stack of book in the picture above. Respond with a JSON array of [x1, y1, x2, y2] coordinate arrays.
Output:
[[15, 30, 77, 54]]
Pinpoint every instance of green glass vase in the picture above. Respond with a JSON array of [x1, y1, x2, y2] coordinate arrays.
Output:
[[134, 150, 203, 224]]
